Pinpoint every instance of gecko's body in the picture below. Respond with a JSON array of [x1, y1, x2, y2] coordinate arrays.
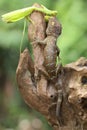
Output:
[[38, 17, 64, 126], [43, 36, 59, 81], [39, 17, 62, 81]]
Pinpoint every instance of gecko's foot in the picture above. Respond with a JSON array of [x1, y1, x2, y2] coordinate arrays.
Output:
[[32, 40, 46, 49], [34, 67, 50, 82], [38, 68, 50, 79], [32, 41, 38, 48]]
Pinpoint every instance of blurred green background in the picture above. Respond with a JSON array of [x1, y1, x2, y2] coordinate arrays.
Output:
[[0, 0, 87, 130]]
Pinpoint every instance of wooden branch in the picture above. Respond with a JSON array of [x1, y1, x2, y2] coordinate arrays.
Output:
[[16, 3, 87, 130]]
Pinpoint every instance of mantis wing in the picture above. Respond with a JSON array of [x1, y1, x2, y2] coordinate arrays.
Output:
[[1, 7, 34, 23]]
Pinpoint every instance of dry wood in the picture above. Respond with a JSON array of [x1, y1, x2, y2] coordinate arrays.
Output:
[[16, 3, 87, 130]]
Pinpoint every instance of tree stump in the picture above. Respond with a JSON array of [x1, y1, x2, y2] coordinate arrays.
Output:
[[16, 3, 87, 130]]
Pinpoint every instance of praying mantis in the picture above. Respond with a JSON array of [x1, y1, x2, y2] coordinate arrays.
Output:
[[1, 4, 57, 23]]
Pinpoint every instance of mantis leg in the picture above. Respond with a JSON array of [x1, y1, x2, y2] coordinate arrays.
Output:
[[26, 16, 34, 24], [20, 19, 26, 54]]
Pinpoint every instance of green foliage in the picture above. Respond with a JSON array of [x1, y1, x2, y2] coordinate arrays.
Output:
[[0, 0, 87, 130], [55, 0, 87, 64]]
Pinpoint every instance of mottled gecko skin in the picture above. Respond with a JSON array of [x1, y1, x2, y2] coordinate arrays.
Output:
[[44, 17, 62, 81], [44, 36, 59, 81]]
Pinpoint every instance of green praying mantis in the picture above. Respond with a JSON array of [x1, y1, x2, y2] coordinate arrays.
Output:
[[1, 4, 57, 53], [2, 4, 57, 23]]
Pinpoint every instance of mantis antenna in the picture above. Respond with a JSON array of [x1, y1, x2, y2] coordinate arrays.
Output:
[[20, 19, 26, 54]]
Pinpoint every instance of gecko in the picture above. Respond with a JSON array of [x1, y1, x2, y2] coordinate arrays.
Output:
[[35, 17, 63, 126]]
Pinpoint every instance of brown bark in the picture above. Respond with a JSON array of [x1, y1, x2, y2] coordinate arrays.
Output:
[[16, 3, 87, 130]]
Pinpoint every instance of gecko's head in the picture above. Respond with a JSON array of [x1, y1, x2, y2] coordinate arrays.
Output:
[[46, 17, 62, 38]]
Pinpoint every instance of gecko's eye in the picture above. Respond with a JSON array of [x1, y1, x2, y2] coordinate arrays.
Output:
[[81, 76, 87, 85]]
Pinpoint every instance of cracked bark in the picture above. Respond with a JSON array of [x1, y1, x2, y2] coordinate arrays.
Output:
[[16, 3, 87, 130]]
